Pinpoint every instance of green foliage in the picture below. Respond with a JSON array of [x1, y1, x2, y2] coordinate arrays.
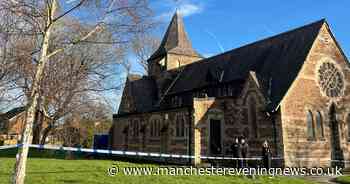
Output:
[[78, 118, 112, 148]]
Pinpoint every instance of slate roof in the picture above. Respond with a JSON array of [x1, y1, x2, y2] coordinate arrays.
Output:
[[0, 106, 26, 121], [118, 19, 327, 115], [126, 76, 158, 113], [148, 11, 201, 61], [166, 19, 326, 110], [0, 106, 25, 132]]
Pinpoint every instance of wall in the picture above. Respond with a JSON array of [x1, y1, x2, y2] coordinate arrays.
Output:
[[111, 107, 191, 155], [280, 24, 350, 168], [166, 53, 202, 71], [192, 75, 284, 164]]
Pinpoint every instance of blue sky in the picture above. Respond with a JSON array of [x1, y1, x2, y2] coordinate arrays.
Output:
[[150, 0, 349, 59]]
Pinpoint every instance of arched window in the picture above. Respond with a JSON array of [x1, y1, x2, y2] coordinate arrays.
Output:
[[150, 119, 161, 137], [156, 119, 160, 137], [222, 86, 227, 96], [181, 118, 185, 137], [133, 120, 139, 137], [307, 110, 316, 139], [122, 125, 129, 147], [228, 85, 233, 96], [347, 114, 350, 140], [249, 97, 258, 138], [315, 111, 324, 139], [217, 88, 221, 96], [175, 119, 179, 137], [176, 116, 185, 137], [150, 121, 154, 137], [153, 120, 157, 137]]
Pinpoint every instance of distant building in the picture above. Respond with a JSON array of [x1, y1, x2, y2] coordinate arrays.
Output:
[[110, 12, 350, 168], [0, 107, 51, 145]]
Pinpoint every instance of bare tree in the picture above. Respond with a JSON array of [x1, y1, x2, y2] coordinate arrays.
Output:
[[0, 10, 27, 110], [131, 33, 160, 73], [56, 101, 112, 148], [27, 21, 121, 144], [0, 0, 153, 183]]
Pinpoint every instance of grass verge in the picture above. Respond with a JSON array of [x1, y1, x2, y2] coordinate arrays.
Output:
[[0, 157, 320, 184]]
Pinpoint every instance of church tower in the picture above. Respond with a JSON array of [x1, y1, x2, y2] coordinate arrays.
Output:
[[148, 11, 202, 77]]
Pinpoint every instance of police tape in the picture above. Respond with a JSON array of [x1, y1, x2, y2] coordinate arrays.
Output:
[[0, 144, 309, 161], [0, 144, 18, 150], [0, 144, 196, 159], [0, 144, 268, 160], [1, 144, 349, 163]]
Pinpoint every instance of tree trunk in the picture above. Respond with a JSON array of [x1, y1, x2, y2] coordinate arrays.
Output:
[[32, 111, 43, 145], [12, 2, 57, 184], [40, 123, 54, 145]]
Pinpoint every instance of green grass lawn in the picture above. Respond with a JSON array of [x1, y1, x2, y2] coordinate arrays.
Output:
[[336, 175, 350, 184], [0, 157, 318, 184]]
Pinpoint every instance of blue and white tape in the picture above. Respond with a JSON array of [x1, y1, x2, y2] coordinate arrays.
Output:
[[1, 144, 349, 163], [0, 144, 264, 160], [0, 144, 18, 150], [0, 144, 298, 161]]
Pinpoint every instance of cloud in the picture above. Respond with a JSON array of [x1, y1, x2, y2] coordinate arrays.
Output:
[[155, 1, 204, 21], [202, 53, 215, 58], [177, 3, 203, 17]]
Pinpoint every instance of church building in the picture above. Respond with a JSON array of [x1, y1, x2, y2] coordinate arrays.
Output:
[[110, 12, 350, 168]]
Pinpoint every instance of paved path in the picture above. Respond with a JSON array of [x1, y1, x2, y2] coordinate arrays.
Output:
[[302, 167, 350, 184], [303, 176, 339, 184]]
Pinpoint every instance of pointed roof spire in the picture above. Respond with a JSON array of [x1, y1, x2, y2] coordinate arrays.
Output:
[[149, 11, 201, 61]]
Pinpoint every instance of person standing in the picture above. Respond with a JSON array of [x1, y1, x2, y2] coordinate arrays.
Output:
[[241, 138, 249, 168], [262, 140, 272, 169], [231, 137, 241, 168]]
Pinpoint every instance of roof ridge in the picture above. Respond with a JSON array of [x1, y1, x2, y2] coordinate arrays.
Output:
[[166, 19, 325, 71]]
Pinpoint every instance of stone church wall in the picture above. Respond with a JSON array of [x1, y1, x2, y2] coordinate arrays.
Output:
[[280, 25, 350, 168], [192, 75, 284, 164], [111, 107, 192, 155], [166, 53, 202, 70]]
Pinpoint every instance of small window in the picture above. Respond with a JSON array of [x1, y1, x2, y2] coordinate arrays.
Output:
[[156, 119, 160, 136], [150, 120, 154, 137], [176, 116, 185, 137], [133, 120, 139, 137], [151, 119, 161, 137], [178, 97, 183, 106], [180, 118, 185, 137], [315, 111, 324, 139], [347, 114, 350, 140], [152, 120, 156, 137], [228, 86, 233, 96], [307, 110, 316, 139]]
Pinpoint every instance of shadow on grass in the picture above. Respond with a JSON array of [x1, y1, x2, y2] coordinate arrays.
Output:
[[0, 170, 101, 176], [57, 179, 81, 183]]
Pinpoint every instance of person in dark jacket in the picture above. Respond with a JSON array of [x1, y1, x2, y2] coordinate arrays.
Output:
[[241, 138, 249, 168], [262, 140, 272, 169], [231, 137, 241, 167]]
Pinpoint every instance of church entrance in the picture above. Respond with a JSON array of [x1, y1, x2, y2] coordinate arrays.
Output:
[[329, 104, 344, 167], [160, 125, 169, 153], [209, 119, 222, 155]]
